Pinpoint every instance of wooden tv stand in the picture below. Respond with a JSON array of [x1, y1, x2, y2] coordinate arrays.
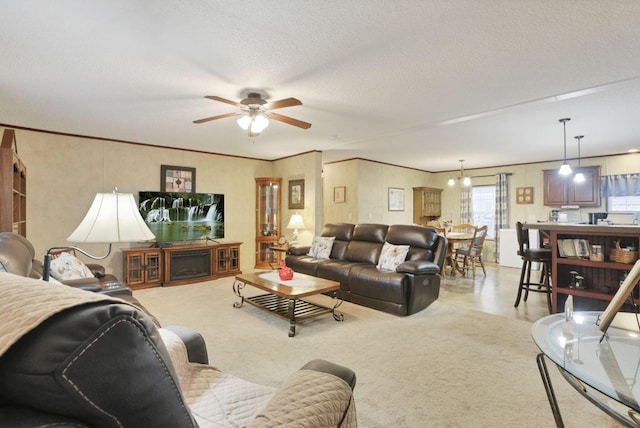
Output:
[[122, 241, 242, 288]]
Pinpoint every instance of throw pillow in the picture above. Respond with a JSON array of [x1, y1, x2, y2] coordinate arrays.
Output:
[[49, 252, 95, 281], [377, 242, 410, 271], [307, 236, 336, 259]]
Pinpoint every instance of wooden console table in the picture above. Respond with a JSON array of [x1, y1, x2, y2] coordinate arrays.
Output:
[[122, 241, 242, 288]]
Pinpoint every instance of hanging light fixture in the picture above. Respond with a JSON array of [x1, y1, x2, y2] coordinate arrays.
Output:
[[558, 118, 572, 175], [448, 160, 471, 186], [573, 135, 585, 183]]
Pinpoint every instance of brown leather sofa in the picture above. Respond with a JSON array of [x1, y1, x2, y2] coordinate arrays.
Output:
[[0, 273, 357, 427], [286, 223, 447, 316]]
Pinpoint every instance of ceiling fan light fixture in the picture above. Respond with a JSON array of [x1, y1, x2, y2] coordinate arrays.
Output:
[[237, 115, 252, 130], [237, 112, 269, 134], [195, 93, 311, 132], [448, 177, 455, 186], [252, 113, 269, 133], [463, 176, 472, 186]]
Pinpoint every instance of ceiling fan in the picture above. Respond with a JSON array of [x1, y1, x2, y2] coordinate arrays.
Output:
[[193, 92, 311, 136]]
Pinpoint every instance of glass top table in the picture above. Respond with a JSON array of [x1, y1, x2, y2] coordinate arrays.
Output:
[[532, 311, 640, 427]]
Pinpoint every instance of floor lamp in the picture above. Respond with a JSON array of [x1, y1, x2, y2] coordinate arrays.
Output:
[[43, 189, 155, 281]]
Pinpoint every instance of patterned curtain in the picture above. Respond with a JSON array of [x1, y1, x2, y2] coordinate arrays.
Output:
[[494, 173, 509, 260], [460, 186, 473, 224], [601, 174, 640, 197]]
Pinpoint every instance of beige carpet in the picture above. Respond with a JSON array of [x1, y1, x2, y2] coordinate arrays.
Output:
[[135, 277, 621, 427]]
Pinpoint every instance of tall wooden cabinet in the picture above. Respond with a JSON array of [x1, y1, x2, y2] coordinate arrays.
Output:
[[543, 166, 600, 206], [255, 178, 282, 269], [0, 129, 27, 236], [412, 187, 442, 225]]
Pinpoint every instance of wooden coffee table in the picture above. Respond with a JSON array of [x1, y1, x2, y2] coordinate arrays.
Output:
[[233, 271, 343, 337]]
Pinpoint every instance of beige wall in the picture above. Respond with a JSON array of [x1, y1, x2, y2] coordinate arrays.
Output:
[[322, 153, 639, 262], [322, 159, 435, 225], [5, 124, 639, 275], [433, 153, 640, 228], [272, 151, 323, 246], [8, 127, 282, 275], [320, 153, 640, 229]]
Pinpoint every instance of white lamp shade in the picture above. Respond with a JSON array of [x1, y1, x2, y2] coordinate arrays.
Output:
[[559, 163, 572, 175], [237, 113, 269, 134], [573, 172, 586, 183], [252, 114, 269, 132], [286, 214, 305, 230], [237, 115, 251, 130], [67, 192, 155, 243]]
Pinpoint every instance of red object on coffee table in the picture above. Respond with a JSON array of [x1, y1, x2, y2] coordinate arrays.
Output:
[[279, 260, 294, 280]]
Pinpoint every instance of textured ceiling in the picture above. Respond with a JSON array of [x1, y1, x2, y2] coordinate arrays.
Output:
[[2, 0, 640, 172]]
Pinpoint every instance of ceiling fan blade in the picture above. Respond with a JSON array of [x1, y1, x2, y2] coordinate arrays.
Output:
[[205, 96, 241, 107], [270, 112, 312, 129], [267, 98, 302, 110], [193, 112, 236, 124]]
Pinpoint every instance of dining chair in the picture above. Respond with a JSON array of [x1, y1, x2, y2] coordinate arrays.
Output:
[[454, 225, 488, 278], [452, 223, 476, 235], [514, 221, 553, 313]]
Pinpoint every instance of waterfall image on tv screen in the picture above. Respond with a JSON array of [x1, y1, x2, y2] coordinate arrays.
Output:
[[138, 191, 224, 242]]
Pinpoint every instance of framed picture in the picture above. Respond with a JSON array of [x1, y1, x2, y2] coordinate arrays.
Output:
[[575, 239, 590, 258], [288, 179, 305, 209], [161, 165, 196, 193], [557, 239, 577, 258], [334, 186, 346, 203], [516, 187, 534, 204], [388, 187, 404, 211]]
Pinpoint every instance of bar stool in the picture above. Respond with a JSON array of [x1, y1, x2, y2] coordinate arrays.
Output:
[[514, 221, 553, 313]]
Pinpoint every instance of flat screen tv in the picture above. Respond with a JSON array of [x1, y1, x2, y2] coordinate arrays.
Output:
[[138, 191, 224, 243]]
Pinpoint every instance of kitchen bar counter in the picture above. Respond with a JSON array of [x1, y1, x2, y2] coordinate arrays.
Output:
[[525, 222, 640, 235], [523, 222, 639, 312]]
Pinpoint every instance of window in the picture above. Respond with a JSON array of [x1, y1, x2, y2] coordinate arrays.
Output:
[[602, 174, 640, 213], [607, 195, 640, 213], [471, 185, 496, 238]]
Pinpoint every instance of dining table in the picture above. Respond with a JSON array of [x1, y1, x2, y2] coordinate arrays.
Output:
[[444, 231, 474, 276]]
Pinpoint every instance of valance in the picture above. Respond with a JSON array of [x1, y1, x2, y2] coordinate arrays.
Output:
[[601, 174, 640, 197]]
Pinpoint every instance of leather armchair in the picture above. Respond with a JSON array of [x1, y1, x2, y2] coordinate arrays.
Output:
[[0, 232, 156, 322], [0, 273, 357, 427], [0, 232, 42, 279]]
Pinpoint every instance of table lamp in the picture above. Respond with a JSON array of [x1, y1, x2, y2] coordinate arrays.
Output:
[[42, 188, 155, 281], [286, 213, 305, 245]]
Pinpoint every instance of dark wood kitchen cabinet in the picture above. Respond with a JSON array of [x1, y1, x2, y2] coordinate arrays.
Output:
[[543, 166, 600, 207]]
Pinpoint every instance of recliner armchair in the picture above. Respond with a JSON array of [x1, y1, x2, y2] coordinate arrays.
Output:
[[0, 232, 127, 294], [0, 273, 357, 427], [0, 231, 158, 323]]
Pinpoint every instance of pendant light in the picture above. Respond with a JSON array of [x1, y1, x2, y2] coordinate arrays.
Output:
[[573, 135, 585, 183], [448, 160, 471, 186], [558, 118, 572, 175]]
